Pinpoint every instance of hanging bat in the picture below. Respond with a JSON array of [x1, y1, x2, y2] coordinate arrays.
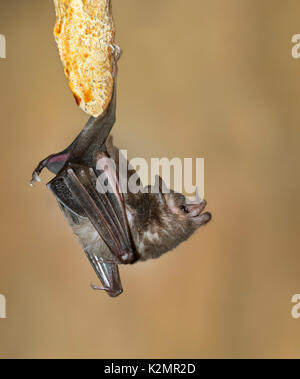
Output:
[[31, 46, 211, 297], [53, 0, 116, 117]]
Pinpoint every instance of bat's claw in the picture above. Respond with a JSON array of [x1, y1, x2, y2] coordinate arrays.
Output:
[[110, 44, 122, 62]]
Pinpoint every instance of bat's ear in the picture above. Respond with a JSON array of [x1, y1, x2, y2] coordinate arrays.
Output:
[[155, 175, 169, 193], [154, 175, 169, 205]]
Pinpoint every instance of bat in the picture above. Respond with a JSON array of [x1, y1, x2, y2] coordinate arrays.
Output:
[[31, 45, 211, 297]]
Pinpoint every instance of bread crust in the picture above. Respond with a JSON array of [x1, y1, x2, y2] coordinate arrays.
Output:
[[54, 0, 115, 117]]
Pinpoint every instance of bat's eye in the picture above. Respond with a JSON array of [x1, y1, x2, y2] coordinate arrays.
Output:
[[180, 205, 189, 214]]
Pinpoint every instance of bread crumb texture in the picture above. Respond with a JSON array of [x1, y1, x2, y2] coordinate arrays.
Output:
[[54, 0, 115, 117]]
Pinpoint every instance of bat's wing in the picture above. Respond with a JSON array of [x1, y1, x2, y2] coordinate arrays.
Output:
[[47, 158, 135, 297]]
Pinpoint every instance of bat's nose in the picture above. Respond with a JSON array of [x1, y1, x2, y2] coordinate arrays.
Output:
[[186, 200, 207, 217]]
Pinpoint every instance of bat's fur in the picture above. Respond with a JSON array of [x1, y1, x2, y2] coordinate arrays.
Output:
[[61, 136, 211, 264]]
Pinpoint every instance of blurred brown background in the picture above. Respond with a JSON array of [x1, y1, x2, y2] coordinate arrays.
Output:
[[0, 0, 299, 359]]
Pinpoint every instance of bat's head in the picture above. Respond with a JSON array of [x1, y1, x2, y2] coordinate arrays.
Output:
[[163, 190, 211, 228], [127, 176, 211, 261]]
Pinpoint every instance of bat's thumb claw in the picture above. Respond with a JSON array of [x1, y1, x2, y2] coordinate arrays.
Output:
[[30, 172, 41, 187]]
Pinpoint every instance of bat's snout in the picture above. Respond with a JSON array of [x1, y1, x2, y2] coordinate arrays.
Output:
[[186, 200, 207, 217], [186, 201, 212, 226]]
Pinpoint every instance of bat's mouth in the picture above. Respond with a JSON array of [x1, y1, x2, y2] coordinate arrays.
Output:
[[186, 200, 212, 225]]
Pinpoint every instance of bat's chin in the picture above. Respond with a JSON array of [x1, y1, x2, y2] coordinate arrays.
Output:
[[186, 201, 212, 226], [191, 212, 212, 226]]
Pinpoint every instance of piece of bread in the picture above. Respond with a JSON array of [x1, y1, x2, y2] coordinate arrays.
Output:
[[53, 0, 115, 117]]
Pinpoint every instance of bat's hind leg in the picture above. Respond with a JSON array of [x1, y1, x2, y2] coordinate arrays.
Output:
[[30, 151, 70, 186]]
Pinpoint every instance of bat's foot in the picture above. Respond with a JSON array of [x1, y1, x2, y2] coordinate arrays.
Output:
[[110, 44, 122, 62], [110, 44, 122, 80], [30, 152, 70, 186]]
